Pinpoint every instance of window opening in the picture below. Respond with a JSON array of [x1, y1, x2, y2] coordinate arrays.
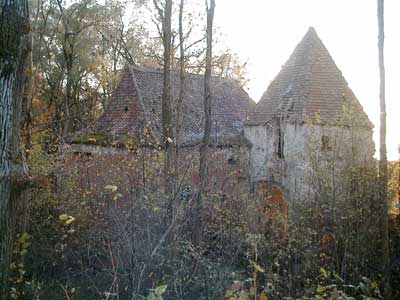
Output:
[[321, 135, 331, 151]]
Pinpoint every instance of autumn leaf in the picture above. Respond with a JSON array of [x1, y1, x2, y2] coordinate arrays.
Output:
[[251, 260, 265, 273], [259, 292, 268, 300], [65, 216, 76, 225], [20, 232, 30, 241], [22, 242, 31, 249], [155, 284, 167, 296], [59, 214, 69, 221], [316, 285, 326, 294], [104, 185, 118, 192], [59, 214, 76, 225], [320, 267, 328, 278], [370, 280, 379, 289], [237, 291, 247, 300], [113, 193, 123, 201], [225, 290, 233, 298]]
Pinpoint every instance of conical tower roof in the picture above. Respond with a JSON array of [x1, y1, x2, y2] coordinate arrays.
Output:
[[246, 27, 372, 127]]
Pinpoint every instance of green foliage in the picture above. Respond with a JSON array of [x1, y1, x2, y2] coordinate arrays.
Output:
[[73, 132, 109, 145], [306, 269, 382, 300], [388, 161, 399, 213], [146, 285, 167, 300]]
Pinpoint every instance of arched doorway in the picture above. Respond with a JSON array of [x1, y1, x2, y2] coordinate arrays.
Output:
[[256, 182, 288, 243]]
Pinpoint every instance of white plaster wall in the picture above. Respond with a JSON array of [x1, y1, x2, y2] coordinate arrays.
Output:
[[244, 125, 274, 182], [303, 125, 375, 165], [245, 122, 375, 204], [281, 123, 310, 201], [283, 124, 375, 202]]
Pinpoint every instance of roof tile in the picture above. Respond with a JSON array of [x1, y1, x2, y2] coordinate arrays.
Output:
[[95, 65, 255, 146], [246, 27, 372, 128]]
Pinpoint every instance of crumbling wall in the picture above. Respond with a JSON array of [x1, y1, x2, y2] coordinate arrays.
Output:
[[244, 125, 273, 182], [282, 123, 375, 203], [244, 122, 375, 205], [61, 143, 251, 203]]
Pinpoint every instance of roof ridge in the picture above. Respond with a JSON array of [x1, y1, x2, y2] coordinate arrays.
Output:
[[126, 65, 160, 141], [301, 28, 323, 122], [128, 64, 244, 86], [273, 27, 317, 122]]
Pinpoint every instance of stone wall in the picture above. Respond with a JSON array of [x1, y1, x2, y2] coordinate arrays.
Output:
[[61, 143, 251, 203], [291, 124, 375, 201], [244, 125, 273, 182], [244, 122, 375, 204]]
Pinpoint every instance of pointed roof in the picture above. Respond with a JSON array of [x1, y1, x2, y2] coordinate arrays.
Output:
[[246, 27, 372, 127]]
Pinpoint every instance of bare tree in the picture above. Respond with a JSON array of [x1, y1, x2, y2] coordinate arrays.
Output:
[[175, 0, 185, 180], [377, 0, 391, 298], [193, 0, 215, 245], [56, 0, 102, 138], [0, 0, 31, 297], [153, 0, 175, 213]]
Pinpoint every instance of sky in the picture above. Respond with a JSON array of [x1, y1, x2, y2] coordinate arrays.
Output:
[[212, 0, 399, 160]]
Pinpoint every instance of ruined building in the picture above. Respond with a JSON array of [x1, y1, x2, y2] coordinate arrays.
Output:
[[66, 65, 254, 195], [67, 27, 375, 207], [244, 27, 375, 203]]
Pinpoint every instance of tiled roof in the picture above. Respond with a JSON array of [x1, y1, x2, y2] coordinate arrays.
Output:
[[95, 65, 254, 146], [95, 66, 148, 137], [246, 27, 373, 128]]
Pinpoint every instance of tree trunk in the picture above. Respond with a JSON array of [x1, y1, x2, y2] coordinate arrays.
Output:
[[175, 0, 185, 183], [63, 49, 73, 138], [22, 43, 33, 153], [161, 0, 175, 209], [0, 0, 31, 297], [377, 0, 391, 299], [56, 0, 73, 139], [193, 0, 215, 245]]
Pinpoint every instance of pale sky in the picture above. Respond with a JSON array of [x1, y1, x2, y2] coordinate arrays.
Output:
[[213, 0, 399, 160]]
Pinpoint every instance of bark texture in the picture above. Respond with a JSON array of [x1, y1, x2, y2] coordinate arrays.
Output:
[[161, 0, 175, 201], [175, 0, 185, 176], [193, 0, 215, 245], [0, 0, 30, 297]]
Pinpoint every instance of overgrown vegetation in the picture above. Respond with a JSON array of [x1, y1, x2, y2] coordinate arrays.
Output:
[[1, 0, 398, 299], [7, 134, 398, 299]]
